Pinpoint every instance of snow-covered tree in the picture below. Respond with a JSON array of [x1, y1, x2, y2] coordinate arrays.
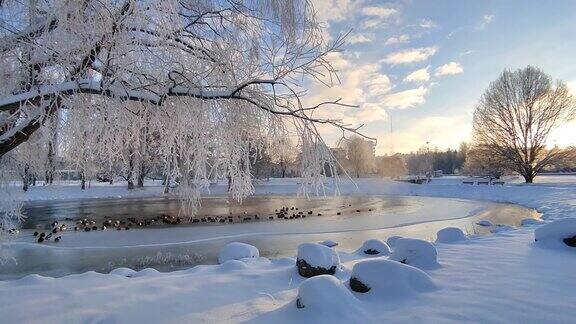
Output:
[[0, 0, 373, 250], [340, 135, 375, 178]]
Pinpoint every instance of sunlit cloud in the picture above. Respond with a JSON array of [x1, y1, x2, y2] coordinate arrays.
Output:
[[348, 33, 373, 44], [404, 67, 430, 83], [381, 47, 438, 65], [477, 14, 495, 30], [384, 34, 410, 46], [419, 18, 436, 29], [435, 62, 464, 76], [382, 86, 429, 109]]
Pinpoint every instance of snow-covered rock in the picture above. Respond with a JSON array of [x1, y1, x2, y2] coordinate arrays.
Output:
[[521, 218, 543, 226], [476, 220, 493, 227], [219, 260, 249, 271], [218, 242, 260, 264], [296, 243, 340, 278], [130, 268, 160, 278], [349, 259, 436, 298], [357, 239, 391, 256], [386, 235, 403, 248], [390, 238, 439, 269], [535, 218, 576, 247], [296, 275, 360, 314], [436, 227, 467, 243], [110, 267, 137, 277], [318, 240, 339, 248]]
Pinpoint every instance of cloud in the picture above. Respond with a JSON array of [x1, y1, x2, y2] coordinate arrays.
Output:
[[311, 0, 354, 23], [381, 47, 438, 65], [404, 67, 430, 83], [419, 18, 436, 29], [384, 34, 410, 46], [360, 5, 399, 29], [348, 33, 373, 44], [477, 14, 494, 30], [382, 86, 429, 109], [361, 6, 398, 18], [435, 62, 464, 76]]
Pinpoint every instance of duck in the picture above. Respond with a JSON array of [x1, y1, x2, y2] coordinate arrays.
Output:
[[33, 231, 39, 237], [54, 236, 61, 242]]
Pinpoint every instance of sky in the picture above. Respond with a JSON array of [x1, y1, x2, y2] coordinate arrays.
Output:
[[308, 0, 576, 154]]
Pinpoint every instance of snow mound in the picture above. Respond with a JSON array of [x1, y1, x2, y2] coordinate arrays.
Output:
[[130, 268, 160, 278], [349, 259, 436, 298], [386, 235, 403, 248], [521, 218, 543, 226], [318, 240, 339, 248], [476, 220, 493, 227], [13, 274, 52, 285], [535, 218, 576, 247], [219, 260, 249, 271], [110, 267, 137, 277], [296, 275, 361, 315], [218, 242, 260, 264], [296, 243, 340, 278], [491, 224, 514, 233], [357, 239, 391, 256], [390, 238, 439, 269], [436, 227, 467, 243]]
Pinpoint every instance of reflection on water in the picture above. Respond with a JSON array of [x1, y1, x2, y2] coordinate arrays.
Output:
[[3, 196, 538, 280]]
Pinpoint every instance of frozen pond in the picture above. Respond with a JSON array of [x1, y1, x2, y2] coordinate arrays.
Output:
[[2, 195, 538, 280]]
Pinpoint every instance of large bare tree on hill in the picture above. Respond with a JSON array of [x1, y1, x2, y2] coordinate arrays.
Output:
[[472, 66, 575, 183]]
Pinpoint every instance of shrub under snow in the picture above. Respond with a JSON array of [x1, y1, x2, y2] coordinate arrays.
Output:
[[110, 267, 137, 277], [535, 218, 576, 247], [357, 239, 391, 256], [349, 259, 436, 298], [390, 238, 439, 269], [296, 275, 361, 316], [436, 227, 467, 243], [296, 243, 340, 278], [218, 242, 260, 264]]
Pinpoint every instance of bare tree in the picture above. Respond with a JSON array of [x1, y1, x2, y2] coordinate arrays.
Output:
[[340, 135, 375, 178], [472, 66, 575, 183]]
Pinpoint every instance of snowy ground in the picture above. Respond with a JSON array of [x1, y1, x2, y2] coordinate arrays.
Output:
[[1, 175, 576, 323]]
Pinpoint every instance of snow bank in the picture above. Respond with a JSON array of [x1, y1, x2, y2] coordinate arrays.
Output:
[[296, 243, 340, 278], [390, 238, 439, 269], [296, 275, 361, 316], [109, 267, 137, 277], [534, 218, 576, 247], [491, 224, 514, 234], [436, 227, 467, 243], [219, 260, 249, 271], [357, 239, 391, 256], [349, 259, 436, 298], [476, 220, 493, 227], [218, 242, 260, 264], [386, 235, 403, 248]]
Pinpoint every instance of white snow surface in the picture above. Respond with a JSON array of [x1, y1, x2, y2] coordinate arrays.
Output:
[[2, 176, 576, 322], [218, 242, 260, 264], [386, 235, 404, 248], [389, 238, 439, 269], [436, 227, 467, 243], [297, 243, 340, 270], [357, 239, 391, 256], [349, 259, 436, 298], [534, 218, 576, 243]]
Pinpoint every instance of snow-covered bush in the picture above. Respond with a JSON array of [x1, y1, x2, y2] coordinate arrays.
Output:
[[296, 243, 340, 278], [390, 238, 439, 269], [357, 239, 391, 256], [535, 218, 576, 247], [476, 220, 493, 227], [386, 235, 404, 248], [349, 259, 436, 298], [218, 242, 260, 264], [491, 224, 514, 233], [219, 260, 249, 271], [296, 275, 360, 315], [436, 227, 467, 243]]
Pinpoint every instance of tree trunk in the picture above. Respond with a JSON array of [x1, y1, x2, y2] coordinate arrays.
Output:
[[523, 173, 534, 183], [137, 162, 145, 188], [22, 165, 30, 192], [81, 174, 86, 190]]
